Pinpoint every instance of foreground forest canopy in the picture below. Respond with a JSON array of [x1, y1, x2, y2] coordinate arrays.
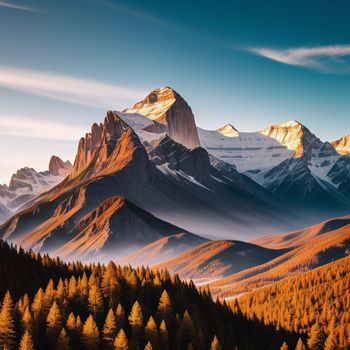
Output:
[[0, 240, 299, 350], [234, 255, 350, 350]]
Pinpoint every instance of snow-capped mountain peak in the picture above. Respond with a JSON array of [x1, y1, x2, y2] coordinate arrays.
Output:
[[217, 124, 239, 137], [260, 119, 337, 160], [123, 87, 200, 149], [332, 135, 350, 155], [125, 86, 177, 122]]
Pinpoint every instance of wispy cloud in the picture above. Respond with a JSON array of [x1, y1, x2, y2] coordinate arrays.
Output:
[[248, 44, 350, 73], [101, 0, 183, 32], [0, 1, 39, 12], [0, 66, 147, 108], [0, 115, 86, 141]]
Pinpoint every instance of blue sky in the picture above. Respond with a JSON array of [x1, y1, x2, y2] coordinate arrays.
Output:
[[0, 0, 350, 183]]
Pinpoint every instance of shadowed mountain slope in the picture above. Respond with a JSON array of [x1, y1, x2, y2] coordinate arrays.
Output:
[[117, 232, 208, 267], [154, 240, 287, 280], [210, 221, 350, 298]]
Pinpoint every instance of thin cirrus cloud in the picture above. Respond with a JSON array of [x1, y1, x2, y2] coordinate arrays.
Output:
[[0, 115, 86, 141], [0, 1, 39, 12], [0, 66, 147, 108], [248, 44, 350, 73]]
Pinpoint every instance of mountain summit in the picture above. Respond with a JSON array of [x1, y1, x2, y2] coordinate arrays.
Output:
[[48, 156, 72, 176], [124, 87, 201, 149], [332, 134, 350, 155], [260, 120, 337, 159], [217, 124, 239, 137]]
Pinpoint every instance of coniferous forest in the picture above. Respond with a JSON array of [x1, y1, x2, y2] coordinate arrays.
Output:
[[234, 255, 350, 350], [0, 240, 300, 350]]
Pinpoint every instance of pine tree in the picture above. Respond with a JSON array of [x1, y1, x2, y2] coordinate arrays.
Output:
[[88, 284, 104, 320], [308, 323, 325, 350], [66, 312, 76, 332], [18, 294, 30, 315], [68, 276, 78, 300], [156, 291, 172, 324], [159, 320, 169, 350], [114, 328, 128, 350], [21, 306, 33, 332], [103, 309, 117, 348], [145, 316, 158, 349], [102, 262, 120, 309], [56, 278, 66, 301], [80, 273, 89, 301], [116, 304, 125, 331], [56, 327, 71, 350], [76, 315, 83, 334], [46, 301, 63, 344], [31, 288, 45, 320], [280, 342, 288, 350], [0, 291, 16, 350], [295, 338, 305, 350], [19, 331, 34, 350], [144, 341, 152, 350], [44, 279, 56, 312], [210, 335, 222, 350], [128, 301, 143, 345], [82, 315, 100, 350], [178, 310, 196, 347]]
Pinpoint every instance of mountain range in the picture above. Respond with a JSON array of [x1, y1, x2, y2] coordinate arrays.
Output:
[[0, 86, 349, 300], [0, 156, 72, 224]]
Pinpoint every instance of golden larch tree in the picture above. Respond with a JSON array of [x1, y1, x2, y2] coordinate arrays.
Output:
[[114, 328, 128, 350]]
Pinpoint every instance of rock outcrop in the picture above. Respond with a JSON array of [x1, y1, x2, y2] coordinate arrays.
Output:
[[49, 156, 72, 176], [69, 111, 148, 181]]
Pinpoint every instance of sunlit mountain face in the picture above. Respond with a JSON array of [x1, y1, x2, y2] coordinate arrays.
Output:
[[1, 1, 350, 349]]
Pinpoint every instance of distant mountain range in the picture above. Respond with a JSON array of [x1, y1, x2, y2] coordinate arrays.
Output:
[[0, 156, 72, 223], [0, 86, 349, 298]]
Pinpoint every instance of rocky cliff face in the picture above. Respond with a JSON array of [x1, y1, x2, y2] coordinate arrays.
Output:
[[0, 204, 12, 225], [332, 135, 350, 155], [125, 87, 201, 149], [149, 135, 210, 182], [327, 155, 350, 195], [49, 156, 72, 176], [69, 111, 148, 181]]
